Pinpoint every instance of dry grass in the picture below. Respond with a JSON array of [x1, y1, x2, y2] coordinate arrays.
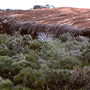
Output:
[[0, 7, 90, 38]]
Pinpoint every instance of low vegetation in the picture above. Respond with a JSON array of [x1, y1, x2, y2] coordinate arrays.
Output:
[[0, 32, 90, 90]]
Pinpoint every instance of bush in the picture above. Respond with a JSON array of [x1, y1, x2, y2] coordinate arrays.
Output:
[[44, 69, 71, 89], [83, 52, 90, 62], [14, 67, 45, 89], [14, 67, 72, 90], [76, 35, 89, 42], [0, 56, 13, 78], [0, 46, 13, 56], [81, 49, 90, 66], [0, 33, 89, 89], [0, 34, 11, 44], [47, 56, 81, 70], [68, 66, 90, 89], [25, 50, 37, 62], [29, 40, 44, 52], [22, 34, 32, 45], [13, 85, 30, 90], [38, 40, 61, 60], [59, 32, 74, 42], [0, 79, 13, 89], [7, 36, 23, 54], [33, 5, 47, 9], [61, 56, 81, 69], [12, 60, 31, 75]]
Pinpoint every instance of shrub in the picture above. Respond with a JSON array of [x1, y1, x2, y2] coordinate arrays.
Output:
[[25, 50, 40, 69], [61, 56, 81, 69], [47, 56, 81, 70], [14, 67, 72, 90], [0, 34, 11, 44], [12, 60, 31, 75], [58, 32, 74, 42], [25, 50, 37, 62], [29, 40, 44, 51], [0, 33, 89, 89], [68, 66, 90, 89], [81, 49, 90, 66], [84, 52, 90, 62], [14, 67, 45, 89], [38, 40, 61, 60], [76, 35, 89, 42], [22, 34, 32, 45], [44, 69, 71, 89], [0, 34, 24, 55], [7, 37, 23, 54], [0, 56, 13, 78], [13, 85, 30, 90], [0, 46, 13, 56], [0, 79, 13, 89]]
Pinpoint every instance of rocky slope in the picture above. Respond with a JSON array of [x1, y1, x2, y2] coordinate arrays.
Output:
[[0, 7, 90, 38]]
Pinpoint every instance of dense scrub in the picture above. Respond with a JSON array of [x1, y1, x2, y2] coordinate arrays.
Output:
[[0, 33, 90, 90]]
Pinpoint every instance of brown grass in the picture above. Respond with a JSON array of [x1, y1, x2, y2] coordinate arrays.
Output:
[[0, 7, 90, 38]]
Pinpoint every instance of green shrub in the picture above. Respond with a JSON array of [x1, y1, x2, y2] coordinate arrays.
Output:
[[0, 79, 13, 89], [47, 60, 62, 69], [81, 49, 90, 66], [12, 60, 31, 75], [22, 34, 32, 45], [0, 56, 13, 78], [29, 40, 45, 51], [61, 56, 81, 69], [76, 35, 89, 42], [58, 32, 73, 42], [0, 46, 13, 56], [12, 53, 26, 60], [0, 34, 11, 44], [25, 50, 37, 62], [7, 37, 23, 54], [0, 34, 24, 55], [44, 69, 71, 89], [84, 52, 90, 62], [38, 40, 61, 60], [25, 50, 40, 69], [47, 56, 81, 70], [13, 85, 30, 90], [0, 33, 89, 89], [14, 67, 45, 89], [14, 67, 72, 90], [12, 53, 38, 72]]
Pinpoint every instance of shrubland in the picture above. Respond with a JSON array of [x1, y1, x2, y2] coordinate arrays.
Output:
[[0, 33, 90, 90]]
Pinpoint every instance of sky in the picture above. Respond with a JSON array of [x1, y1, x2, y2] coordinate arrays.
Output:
[[0, 0, 90, 10]]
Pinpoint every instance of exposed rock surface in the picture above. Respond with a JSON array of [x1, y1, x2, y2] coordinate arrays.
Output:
[[0, 7, 90, 38]]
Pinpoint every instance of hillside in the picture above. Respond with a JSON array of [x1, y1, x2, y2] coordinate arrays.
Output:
[[0, 7, 90, 90], [0, 7, 90, 37]]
